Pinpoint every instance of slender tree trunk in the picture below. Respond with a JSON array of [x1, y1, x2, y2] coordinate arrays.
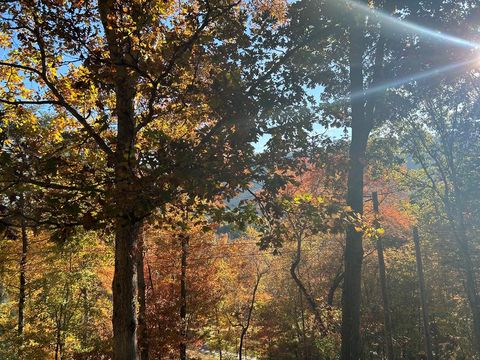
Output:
[[55, 338, 59, 360], [444, 117, 480, 353], [147, 260, 155, 296], [239, 273, 262, 360], [179, 234, 189, 360], [299, 290, 309, 360], [372, 192, 394, 360], [55, 322, 64, 360], [215, 307, 223, 360], [412, 227, 434, 360], [444, 204, 480, 352], [81, 288, 89, 346], [327, 270, 344, 307], [291, 233, 326, 333], [18, 199, 28, 339], [137, 224, 149, 360], [456, 233, 480, 352], [411, 99, 480, 354], [451, 203, 480, 352]]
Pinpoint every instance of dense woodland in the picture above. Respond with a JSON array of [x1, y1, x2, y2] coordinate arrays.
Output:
[[0, 0, 479, 359]]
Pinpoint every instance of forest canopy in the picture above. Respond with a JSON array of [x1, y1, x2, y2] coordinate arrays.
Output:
[[0, 0, 479, 359]]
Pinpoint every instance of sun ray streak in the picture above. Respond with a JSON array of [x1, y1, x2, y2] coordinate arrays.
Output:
[[341, 0, 480, 49], [325, 58, 478, 106], [352, 58, 478, 100]]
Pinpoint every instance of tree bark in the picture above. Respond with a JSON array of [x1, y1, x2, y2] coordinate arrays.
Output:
[[239, 273, 262, 360], [327, 270, 344, 307], [98, 2, 142, 358], [412, 227, 434, 360], [291, 233, 326, 334], [215, 307, 223, 360], [298, 290, 309, 360], [137, 224, 149, 360], [180, 234, 189, 360], [341, 7, 368, 358], [17, 199, 28, 339], [341, 0, 389, 356], [372, 192, 394, 360], [113, 220, 141, 360]]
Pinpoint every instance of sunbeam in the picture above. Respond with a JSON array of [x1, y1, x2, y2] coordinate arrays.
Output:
[[323, 58, 479, 107], [339, 0, 480, 49], [352, 58, 478, 100], [324, 1, 480, 103]]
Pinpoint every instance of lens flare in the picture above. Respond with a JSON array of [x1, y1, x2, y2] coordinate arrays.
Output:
[[342, 0, 480, 49], [324, 1, 480, 104], [352, 58, 478, 100]]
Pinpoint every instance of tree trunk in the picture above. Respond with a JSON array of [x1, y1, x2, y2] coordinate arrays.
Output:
[[180, 234, 189, 360], [55, 323, 64, 360], [372, 192, 394, 360], [327, 270, 344, 307], [99, 1, 141, 356], [239, 273, 262, 360], [81, 288, 89, 346], [341, 8, 368, 357], [113, 221, 141, 360], [18, 201, 28, 339], [341, 0, 390, 355], [456, 233, 480, 352], [291, 233, 326, 334], [137, 224, 149, 360], [215, 307, 223, 360], [298, 290, 309, 360], [410, 116, 480, 354], [444, 200, 480, 352], [412, 227, 434, 360]]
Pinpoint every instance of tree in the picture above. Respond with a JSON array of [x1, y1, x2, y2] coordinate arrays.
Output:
[[372, 191, 394, 360], [0, 1, 315, 358], [0, 229, 114, 359], [412, 226, 434, 360], [388, 74, 480, 353], [283, 0, 479, 355]]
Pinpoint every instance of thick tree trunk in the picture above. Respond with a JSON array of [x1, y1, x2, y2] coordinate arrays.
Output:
[[372, 192, 394, 360], [137, 224, 149, 360], [412, 227, 434, 360], [341, 0, 389, 355], [341, 136, 368, 360], [179, 234, 189, 360], [98, 2, 141, 358], [18, 205, 28, 339], [113, 221, 141, 360], [341, 9, 368, 356]]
